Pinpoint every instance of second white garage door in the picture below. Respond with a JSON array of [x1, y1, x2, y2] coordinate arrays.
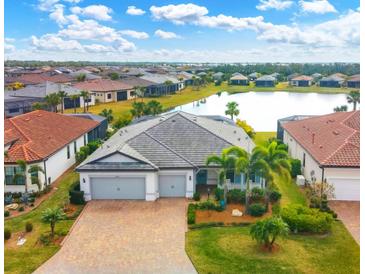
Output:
[[159, 175, 186, 197], [90, 177, 145, 200], [329, 178, 360, 201]]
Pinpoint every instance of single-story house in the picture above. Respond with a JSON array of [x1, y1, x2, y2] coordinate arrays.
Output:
[[119, 76, 156, 90], [7, 73, 73, 86], [311, 73, 322, 82], [73, 79, 134, 103], [287, 73, 300, 81], [276, 115, 316, 141], [76, 111, 257, 201], [4, 110, 100, 193], [347, 74, 360, 89], [282, 111, 360, 201], [212, 72, 224, 81], [4, 93, 41, 118], [319, 74, 346, 88], [230, 73, 248, 85], [140, 74, 183, 96], [70, 69, 102, 81], [175, 71, 195, 86], [5, 81, 95, 114], [290, 75, 313, 87], [248, 72, 260, 81], [255, 75, 276, 87]]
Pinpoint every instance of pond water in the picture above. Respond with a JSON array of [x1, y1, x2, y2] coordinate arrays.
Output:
[[170, 91, 353, 131]]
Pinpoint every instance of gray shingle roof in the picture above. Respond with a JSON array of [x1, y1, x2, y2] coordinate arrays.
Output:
[[77, 111, 255, 171], [256, 75, 276, 81]]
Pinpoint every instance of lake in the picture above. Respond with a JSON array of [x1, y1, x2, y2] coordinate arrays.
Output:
[[170, 91, 353, 131]]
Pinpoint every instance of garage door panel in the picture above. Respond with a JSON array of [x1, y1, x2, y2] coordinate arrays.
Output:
[[159, 175, 186, 197], [91, 177, 145, 200], [329, 178, 359, 201]]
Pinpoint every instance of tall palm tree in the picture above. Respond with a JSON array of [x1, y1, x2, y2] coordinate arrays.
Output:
[[28, 165, 45, 191], [164, 80, 174, 96], [225, 146, 270, 211], [99, 109, 114, 123], [346, 90, 360, 111], [14, 160, 27, 193], [80, 90, 89, 113], [206, 150, 237, 204], [134, 86, 146, 102], [70, 94, 80, 114], [130, 102, 146, 118], [225, 101, 240, 120], [44, 93, 60, 113], [146, 100, 163, 116], [57, 91, 68, 114]]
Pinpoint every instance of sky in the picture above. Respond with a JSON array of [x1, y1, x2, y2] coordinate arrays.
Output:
[[4, 0, 360, 62]]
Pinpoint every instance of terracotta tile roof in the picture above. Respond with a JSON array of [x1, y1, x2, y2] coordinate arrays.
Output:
[[282, 111, 360, 167], [73, 79, 133, 92], [348, 74, 360, 82], [4, 110, 99, 163], [291, 75, 313, 81], [13, 73, 73, 85]]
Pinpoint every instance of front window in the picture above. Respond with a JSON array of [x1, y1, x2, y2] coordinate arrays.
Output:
[[107, 93, 112, 99], [84, 135, 87, 146], [67, 145, 70, 159], [226, 170, 235, 183], [303, 153, 306, 167], [74, 141, 77, 153], [4, 166, 26, 185]]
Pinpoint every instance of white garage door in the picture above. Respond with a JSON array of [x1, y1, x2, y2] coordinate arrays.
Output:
[[159, 175, 186, 197], [329, 178, 359, 201], [90, 177, 145, 200]]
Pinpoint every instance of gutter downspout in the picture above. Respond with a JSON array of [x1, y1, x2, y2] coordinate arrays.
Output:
[[43, 160, 47, 189]]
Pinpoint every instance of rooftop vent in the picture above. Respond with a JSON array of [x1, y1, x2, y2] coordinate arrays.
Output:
[[333, 130, 340, 135], [233, 130, 236, 134], [24, 118, 31, 122]]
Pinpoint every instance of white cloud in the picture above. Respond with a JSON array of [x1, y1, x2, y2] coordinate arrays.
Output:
[[49, 4, 68, 25], [150, 4, 208, 25], [71, 5, 112, 21], [5, 38, 15, 43], [37, 0, 81, 11], [120, 30, 149, 39], [5, 44, 16, 53], [154, 29, 181, 39], [256, 0, 293, 11], [126, 6, 145, 16], [83, 44, 112, 53], [299, 0, 337, 14], [31, 34, 83, 51]]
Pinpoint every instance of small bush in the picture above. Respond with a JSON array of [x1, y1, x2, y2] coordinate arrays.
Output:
[[28, 197, 35, 203], [214, 188, 224, 201], [269, 190, 282, 203], [25, 222, 33, 232], [189, 222, 224, 229], [250, 187, 265, 202], [4, 228, 11, 240], [227, 189, 246, 204], [272, 204, 281, 216], [290, 159, 302, 178], [187, 204, 197, 225], [281, 205, 333, 233], [39, 234, 51, 246], [18, 206, 25, 212], [4, 211, 10, 217], [248, 203, 266, 217], [197, 200, 222, 211], [193, 192, 201, 201], [69, 182, 85, 205]]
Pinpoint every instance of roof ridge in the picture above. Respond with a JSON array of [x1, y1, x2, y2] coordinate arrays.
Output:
[[143, 131, 196, 168], [8, 119, 31, 143]]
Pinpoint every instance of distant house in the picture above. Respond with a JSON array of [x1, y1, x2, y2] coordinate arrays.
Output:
[[255, 75, 276, 87], [212, 72, 224, 81], [347, 74, 360, 89], [70, 69, 102, 81], [74, 79, 134, 103], [248, 72, 259, 81], [5, 81, 94, 116], [290, 75, 313, 87], [230, 73, 248, 85], [4, 93, 41, 118], [277, 115, 316, 141], [282, 111, 360, 201], [140, 74, 183, 96], [270, 72, 280, 80], [175, 71, 195, 86], [319, 74, 346, 88], [287, 73, 300, 81], [66, 113, 108, 141], [7, 73, 73, 86], [4, 110, 100, 193], [119, 76, 155, 90]]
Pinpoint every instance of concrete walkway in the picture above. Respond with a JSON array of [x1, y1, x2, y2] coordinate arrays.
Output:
[[35, 199, 196, 274]]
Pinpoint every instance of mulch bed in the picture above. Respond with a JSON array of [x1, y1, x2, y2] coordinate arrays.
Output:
[[195, 203, 272, 224]]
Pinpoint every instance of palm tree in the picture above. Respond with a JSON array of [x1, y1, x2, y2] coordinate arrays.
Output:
[[225, 146, 270, 211], [206, 150, 237, 204], [70, 94, 80, 114], [99, 109, 114, 123], [346, 90, 360, 111], [130, 102, 146, 118], [57, 91, 68, 114], [28, 165, 45, 191], [134, 86, 146, 102], [41, 208, 66, 238], [146, 100, 163, 115], [44, 93, 60, 113], [225, 101, 240, 120], [14, 160, 27, 193], [76, 73, 86, 82], [80, 90, 89, 113], [163, 80, 174, 96], [32, 102, 46, 111], [333, 105, 348, 112]]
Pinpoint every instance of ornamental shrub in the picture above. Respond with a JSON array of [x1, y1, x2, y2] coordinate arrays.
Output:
[[227, 189, 246, 204], [269, 190, 282, 203], [193, 192, 201, 201], [4, 228, 11, 240], [248, 203, 266, 217], [214, 188, 224, 201], [25, 222, 33, 232], [4, 211, 10, 217], [250, 187, 265, 202], [187, 204, 197, 225], [290, 159, 302, 178]]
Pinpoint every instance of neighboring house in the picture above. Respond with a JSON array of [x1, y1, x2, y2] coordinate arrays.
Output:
[[277, 115, 317, 141], [7, 73, 73, 86], [248, 72, 259, 81], [4, 92, 42, 118], [70, 69, 102, 81], [175, 71, 195, 86], [66, 113, 108, 141], [287, 73, 300, 81], [212, 72, 224, 81], [290, 75, 313, 87], [230, 73, 248, 85], [282, 111, 360, 201], [311, 73, 322, 82], [140, 74, 183, 96], [255, 75, 276, 87], [74, 79, 134, 103], [5, 81, 94, 113], [77, 111, 257, 201], [270, 72, 280, 80], [347, 74, 360, 89], [4, 110, 100, 193], [319, 74, 346, 88]]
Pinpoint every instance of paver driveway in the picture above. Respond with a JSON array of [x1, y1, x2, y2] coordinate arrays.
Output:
[[35, 199, 197, 274], [329, 201, 360, 244]]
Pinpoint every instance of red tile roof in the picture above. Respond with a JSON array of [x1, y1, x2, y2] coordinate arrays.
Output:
[[4, 110, 99, 163], [282, 111, 360, 167], [73, 79, 133, 92], [348, 74, 360, 82], [10, 73, 73, 85]]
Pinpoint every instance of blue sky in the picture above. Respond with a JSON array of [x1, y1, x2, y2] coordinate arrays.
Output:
[[4, 0, 360, 62]]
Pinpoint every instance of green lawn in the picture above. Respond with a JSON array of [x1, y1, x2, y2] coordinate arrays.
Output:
[[273, 173, 307, 207], [254, 132, 276, 146], [5, 171, 81, 274]]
